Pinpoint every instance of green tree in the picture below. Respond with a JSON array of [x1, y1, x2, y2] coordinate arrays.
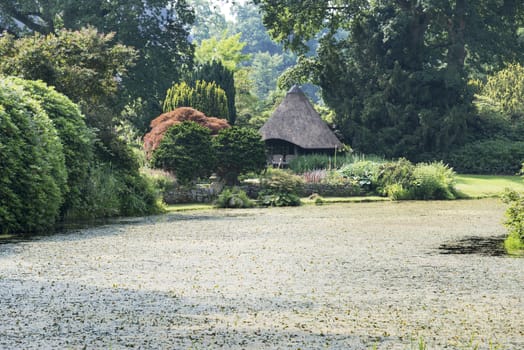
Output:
[[250, 52, 284, 102], [163, 80, 229, 119], [0, 28, 136, 131], [188, 60, 237, 124], [213, 126, 266, 185], [475, 63, 524, 124], [0, 77, 67, 233], [195, 32, 250, 71], [0, 0, 195, 130], [254, 0, 524, 159], [151, 121, 215, 185], [188, 0, 228, 42]]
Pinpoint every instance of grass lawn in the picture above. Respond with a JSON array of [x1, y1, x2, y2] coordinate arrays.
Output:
[[455, 174, 524, 198]]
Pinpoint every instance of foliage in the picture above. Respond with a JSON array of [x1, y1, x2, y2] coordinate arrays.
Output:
[[213, 127, 266, 185], [502, 164, 524, 253], [0, 27, 143, 177], [187, 60, 237, 124], [163, 80, 229, 120], [151, 121, 215, 185], [144, 107, 230, 157], [411, 162, 457, 200], [194, 32, 250, 71], [446, 139, 524, 175], [259, 192, 301, 207], [0, 78, 67, 233], [375, 158, 416, 200], [5, 77, 95, 218], [475, 63, 524, 123], [188, 0, 228, 43], [249, 52, 284, 102], [69, 163, 162, 221], [0, 28, 137, 129], [339, 161, 383, 192], [215, 187, 254, 208], [337, 157, 457, 200], [254, 0, 524, 158], [258, 168, 303, 207], [0, 0, 195, 130]]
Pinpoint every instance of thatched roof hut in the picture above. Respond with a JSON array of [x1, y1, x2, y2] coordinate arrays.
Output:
[[259, 85, 342, 165]]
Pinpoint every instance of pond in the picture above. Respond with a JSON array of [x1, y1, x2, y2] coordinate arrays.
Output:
[[0, 199, 522, 349]]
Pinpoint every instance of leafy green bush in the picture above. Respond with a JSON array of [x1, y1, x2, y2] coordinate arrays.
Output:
[[502, 164, 524, 253], [376, 158, 415, 199], [258, 169, 303, 206], [259, 192, 301, 207], [151, 121, 215, 185], [411, 162, 457, 200], [0, 78, 67, 233], [259, 168, 304, 195], [338, 160, 382, 191], [5, 77, 95, 218], [446, 139, 524, 174], [503, 189, 524, 252], [215, 187, 254, 208], [213, 127, 266, 185]]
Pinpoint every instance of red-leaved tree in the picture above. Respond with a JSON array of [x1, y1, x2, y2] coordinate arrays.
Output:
[[143, 107, 230, 158]]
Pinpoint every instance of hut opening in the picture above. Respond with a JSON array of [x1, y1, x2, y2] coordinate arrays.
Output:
[[259, 85, 343, 166]]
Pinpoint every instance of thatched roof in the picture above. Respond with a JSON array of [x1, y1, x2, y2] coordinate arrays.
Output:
[[259, 85, 342, 150]]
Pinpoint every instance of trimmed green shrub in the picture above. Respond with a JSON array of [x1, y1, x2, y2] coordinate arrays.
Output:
[[215, 187, 254, 208], [151, 121, 215, 185], [163, 80, 229, 119], [213, 126, 266, 185], [446, 139, 524, 175], [5, 77, 95, 218], [0, 78, 67, 233]]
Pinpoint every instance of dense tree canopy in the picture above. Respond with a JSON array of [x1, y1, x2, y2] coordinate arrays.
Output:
[[0, 0, 195, 127], [254, 0, 524, 158]]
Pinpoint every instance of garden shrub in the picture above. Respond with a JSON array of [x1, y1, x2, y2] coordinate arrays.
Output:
[[411, 162, 457, 200], [5, 77, 95, 218], [258, 169, 303, 206], [503, 190, 524, 252], [213, 127, 266, 185], [376, 158, 415, 198], [446, 139, 524, 174], [215, 188, 254, 208], [502, 163, 524, 253], [151, 121, 216, 185], [0, 78, 67, 233], [338, 160, 382, 192]]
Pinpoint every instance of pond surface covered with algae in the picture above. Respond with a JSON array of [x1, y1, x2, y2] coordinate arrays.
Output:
[[0, 199, 522, 349]]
